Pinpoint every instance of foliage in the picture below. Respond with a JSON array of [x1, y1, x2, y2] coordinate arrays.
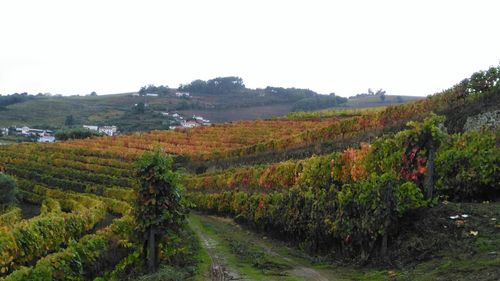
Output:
[[0, 189, 106, 274], [400, 114, 446, 186], [0, 64, 497, 277], [135, 265, 186, 281], [2, 231, 112, 281], [179, 76, 245, 95], [55, 128, 103, 141], [187, 116, 497, 260], [134, 102, 146, 114], [0, 174, 19, 209], [134, 148, 189, 272], [0, 206, 21, 228], [134, 148, 188, 236], [0, 93, 35, 108], [64, 115, 75, 126], [189, 172, 426, 261], [291, 94, 348, 111], [263, 86, 317, 99], [350, 88, 386, 99], [138, 85, 172, 97], [61, 118, 334, 161], [435, 129, 500, 201]]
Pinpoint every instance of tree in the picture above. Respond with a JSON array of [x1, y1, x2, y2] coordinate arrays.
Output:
[[65, 115, 75, 126], [134, 148, 188, 273], [55, 128, 103, 141], [179, 76, 245, 95], [135, 102, 146, 114], [0, 173, 19, 209], [90, 91, 97, 96], [375, 89, 386, 102]]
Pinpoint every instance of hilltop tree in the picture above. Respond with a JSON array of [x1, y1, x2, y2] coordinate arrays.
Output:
[[134, 102, 146, 114], [139, 85, 171, 96], [134, 148, 188, 273], [380, 92, 386, 102], [351, 88, 386, 99], [179, 76, 245, 95]]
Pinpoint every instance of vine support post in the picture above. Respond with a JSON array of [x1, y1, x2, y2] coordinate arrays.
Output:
[[147, 227, 157, 273], [380, 181, 393, 259], [424, 140, 435, 200]]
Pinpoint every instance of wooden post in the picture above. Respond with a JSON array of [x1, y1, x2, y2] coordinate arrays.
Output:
[[381, 181, 393, 258], [147, 227, 156, 273], [424, 141, 435, 199]]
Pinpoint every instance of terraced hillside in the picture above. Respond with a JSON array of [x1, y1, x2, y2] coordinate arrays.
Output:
[[0, 65, 498, 280]]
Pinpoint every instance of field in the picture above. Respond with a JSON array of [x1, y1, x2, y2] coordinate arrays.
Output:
[[0, 66, 499, 280]]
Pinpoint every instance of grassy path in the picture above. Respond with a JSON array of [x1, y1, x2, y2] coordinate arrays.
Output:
[[188, 203, 500, 281], [188, 213, 341, 281]]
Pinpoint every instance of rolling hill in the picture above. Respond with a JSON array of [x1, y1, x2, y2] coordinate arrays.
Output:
[[0, 77, 422, 132], [0, 66, 498, 280]]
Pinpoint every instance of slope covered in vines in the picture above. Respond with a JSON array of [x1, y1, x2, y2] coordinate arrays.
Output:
[[0, 65, 498, 279]]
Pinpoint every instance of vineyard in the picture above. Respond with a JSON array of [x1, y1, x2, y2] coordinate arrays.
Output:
[[0, 65, 499, 280]]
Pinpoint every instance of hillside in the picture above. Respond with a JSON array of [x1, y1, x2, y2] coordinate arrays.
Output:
[[0, 78, 422, 132], [0, 66, 498, 280]]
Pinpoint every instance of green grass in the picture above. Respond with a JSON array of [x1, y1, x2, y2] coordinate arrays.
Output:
[[0, 135, 34, 145], [188, 220, 211, 281], [188, 201, 500, 281], [344, 95, 422, 108], [394, 255, 500, 281], [286, 105, 387, 119], [0, 95, 134, 127], [188, 214, 304, 280]]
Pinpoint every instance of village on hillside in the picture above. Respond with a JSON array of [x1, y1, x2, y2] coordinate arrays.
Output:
[[0, 111, 210, 144], [161, 112, 210, 130], [0, 125, 119, 143]]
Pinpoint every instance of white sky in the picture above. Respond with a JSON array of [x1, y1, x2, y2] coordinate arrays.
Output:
[[1, 0, 499, 97]]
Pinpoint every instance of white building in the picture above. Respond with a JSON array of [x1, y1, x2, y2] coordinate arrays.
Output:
[[16, 126, 30, 135], [175, 92, 190, 97], [181, 121, 199, 129], [83, 125, 99, 131], [0, 128, 8, 136], [38, 136, 56, 143], [146, 93, 158, 97], [193, 115, 211, 125], [98, 126, 118, 136]]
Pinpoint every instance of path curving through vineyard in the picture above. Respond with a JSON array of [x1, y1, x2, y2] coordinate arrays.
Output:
[[189, 213, 339, 281]]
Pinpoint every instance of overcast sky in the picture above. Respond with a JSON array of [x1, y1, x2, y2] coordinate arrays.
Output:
[[1, 0, 499, 97]]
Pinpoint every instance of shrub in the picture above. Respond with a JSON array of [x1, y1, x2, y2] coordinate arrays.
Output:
[[0, 173, 19, 209], [436, 129, 500, 200]]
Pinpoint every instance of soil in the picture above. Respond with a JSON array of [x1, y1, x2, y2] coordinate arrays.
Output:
[[19, 200, 40, 219], [91, 212, 120, 232]]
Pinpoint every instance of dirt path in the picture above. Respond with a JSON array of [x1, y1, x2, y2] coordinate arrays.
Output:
[[189, 213, 338, 281], [188, 216, 244, 281]]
